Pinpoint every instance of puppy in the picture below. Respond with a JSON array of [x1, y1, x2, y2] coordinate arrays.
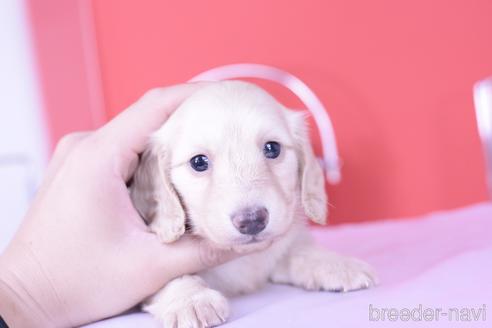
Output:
[[130, 81, 377, 327]]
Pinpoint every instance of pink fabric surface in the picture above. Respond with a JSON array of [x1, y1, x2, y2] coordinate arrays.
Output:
[[86, 202, 492, 327]]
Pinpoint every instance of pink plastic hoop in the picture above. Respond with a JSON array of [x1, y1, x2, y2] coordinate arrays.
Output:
[[190, 63, 342, 184]]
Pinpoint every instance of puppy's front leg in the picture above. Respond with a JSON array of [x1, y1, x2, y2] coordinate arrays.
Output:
[[270, 238, 378, 292], [144, 275, 229, 328]]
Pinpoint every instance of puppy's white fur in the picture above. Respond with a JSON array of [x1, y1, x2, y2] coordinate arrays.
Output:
[[130, 81, 377, 327]]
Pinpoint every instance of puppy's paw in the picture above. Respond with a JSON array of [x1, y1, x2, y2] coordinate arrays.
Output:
[[272, 247, 378, 292], [144, 275, 229, 328], [150, 288, 228, 328], [308, 255, 377, 292], [149, 216, 185, 243]]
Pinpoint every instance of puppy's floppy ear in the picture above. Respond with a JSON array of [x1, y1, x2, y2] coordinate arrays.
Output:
[[288, 110, 328, 225], [130, 143, 186, 243]]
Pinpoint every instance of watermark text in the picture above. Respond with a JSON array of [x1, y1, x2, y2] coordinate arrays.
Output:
[[369, 304, 487, 322]]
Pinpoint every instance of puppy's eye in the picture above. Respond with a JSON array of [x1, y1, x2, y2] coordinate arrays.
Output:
[[263, 141, 281, 159], [190, 154, 209, 172]]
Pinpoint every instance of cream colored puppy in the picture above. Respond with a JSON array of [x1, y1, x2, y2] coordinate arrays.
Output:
[[130, 81, 377, 327]]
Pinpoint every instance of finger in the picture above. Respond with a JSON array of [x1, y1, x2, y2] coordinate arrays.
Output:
[[96, 83, 210, 156], [141, 234, 271, 279]]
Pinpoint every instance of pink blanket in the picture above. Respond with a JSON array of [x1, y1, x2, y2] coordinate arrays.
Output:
[[86, 202, 492, 327]]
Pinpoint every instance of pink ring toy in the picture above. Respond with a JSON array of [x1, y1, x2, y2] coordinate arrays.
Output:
[[190, 63, 342, 184]]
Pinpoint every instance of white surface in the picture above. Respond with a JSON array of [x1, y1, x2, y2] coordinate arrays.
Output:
[[86, 203, 492, 328], [0, 0, 48, 251]]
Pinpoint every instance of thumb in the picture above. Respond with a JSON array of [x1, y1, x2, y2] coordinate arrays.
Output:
[[144, 234, 271, 278], [171, 236, 272, 270]]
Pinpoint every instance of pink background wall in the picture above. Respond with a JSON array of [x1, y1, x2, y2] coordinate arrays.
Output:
[[28, 0, 492, 224]]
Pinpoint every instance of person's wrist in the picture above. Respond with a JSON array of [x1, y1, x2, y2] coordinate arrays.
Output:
[[0, 276, 30, 328], [0, 246, 68, 328]]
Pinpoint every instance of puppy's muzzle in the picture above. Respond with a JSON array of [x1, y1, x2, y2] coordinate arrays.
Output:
[[231, 206, 269, 235]]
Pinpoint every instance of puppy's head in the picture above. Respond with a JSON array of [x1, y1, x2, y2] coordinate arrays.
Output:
[[131, 81, 327, 249]]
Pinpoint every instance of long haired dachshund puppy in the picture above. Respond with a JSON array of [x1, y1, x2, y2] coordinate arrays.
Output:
[[130, 81, 377, 327]]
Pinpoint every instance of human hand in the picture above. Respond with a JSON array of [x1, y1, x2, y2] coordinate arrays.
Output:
[[0, 84, 268, 327]]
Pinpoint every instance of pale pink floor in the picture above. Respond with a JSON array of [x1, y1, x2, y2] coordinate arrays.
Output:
[[86, 202, 492, 327]]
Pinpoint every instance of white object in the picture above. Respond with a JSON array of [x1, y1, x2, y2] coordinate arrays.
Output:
[[473, 76, 492, 197]]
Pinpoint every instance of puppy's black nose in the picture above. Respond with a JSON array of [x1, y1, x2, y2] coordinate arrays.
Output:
[[231, 206, 269, 235]]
